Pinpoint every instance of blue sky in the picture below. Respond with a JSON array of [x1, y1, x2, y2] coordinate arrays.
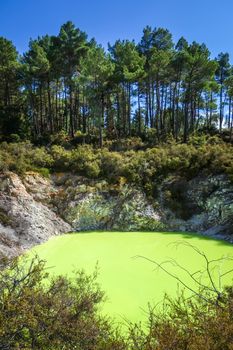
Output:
[[0, 0, 233, 60]]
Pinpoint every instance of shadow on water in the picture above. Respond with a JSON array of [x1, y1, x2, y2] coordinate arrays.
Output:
[[67, 230, 233, 247]]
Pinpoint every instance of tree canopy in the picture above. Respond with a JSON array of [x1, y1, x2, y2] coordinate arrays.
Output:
[[0, 21, 233, 145]]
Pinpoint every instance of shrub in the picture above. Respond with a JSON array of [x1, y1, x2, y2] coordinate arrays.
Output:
[[0, 256, 126, 350], [50, 145, 72, 171], [100, 149, 124, 181], [8, 133, 21, 143], [1, 252, 232, 350], [85, 161, 101, 178], [71, 145, 100, 178], [31, 167, 51, 178], [104, 137, 144, 151], [129, 288, 233, 350], [0, 140, 233, 189], [27, 147, 54, 168]]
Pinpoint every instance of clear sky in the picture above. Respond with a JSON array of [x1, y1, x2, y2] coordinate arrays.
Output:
[[0, 0, 233, 60]]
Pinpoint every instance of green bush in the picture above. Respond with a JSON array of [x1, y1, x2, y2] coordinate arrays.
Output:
[[128, 288, 233, 350], [104, 137, 144, 151], [0, 140, 232, 189], [50, 145, 72, 171], [71, 145, 100, 178], [0, 257, 126, 350], [31, 167, 51, 178], [100, 149, 124, 181], [27, 147, 54, 168]]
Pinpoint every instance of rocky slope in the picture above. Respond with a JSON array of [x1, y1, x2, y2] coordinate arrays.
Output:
[[0, 171, 232, 257], [0, 173, 71, 257]]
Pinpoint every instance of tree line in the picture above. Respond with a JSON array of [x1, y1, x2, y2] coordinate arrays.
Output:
[[1, 21, 233, 146]]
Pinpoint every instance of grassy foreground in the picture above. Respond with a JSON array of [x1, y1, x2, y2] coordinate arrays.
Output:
[[30, 231, 233, 326]]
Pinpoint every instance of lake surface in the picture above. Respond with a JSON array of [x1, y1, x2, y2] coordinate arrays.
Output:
[[30, 231, 233, 326]]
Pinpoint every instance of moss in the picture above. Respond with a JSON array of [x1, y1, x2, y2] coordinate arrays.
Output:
[[31, 167, 50, 178], [0, 208, 12, 226], [129, 215, 165, 231]]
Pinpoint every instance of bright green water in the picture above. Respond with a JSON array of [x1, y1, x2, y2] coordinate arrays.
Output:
[[30, 231, 233, 326]]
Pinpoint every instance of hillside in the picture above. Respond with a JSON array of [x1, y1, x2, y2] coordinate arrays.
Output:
[[1, 137, 233, 257]]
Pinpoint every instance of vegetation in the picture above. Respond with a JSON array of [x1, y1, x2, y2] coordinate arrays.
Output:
[[1, 21, 233, 193], [0, 22, 233, 146], [1, 20, 233, 350], [128, 288, 233, 350], [1, 136, 233, 195], [0, 256, 126, 350], [0, 254, 232, 349]]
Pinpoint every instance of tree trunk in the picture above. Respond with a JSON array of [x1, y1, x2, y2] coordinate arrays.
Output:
[[99, 92, 104, 148], [128, 82, 131, 136], [69, 83, 74, 138], [137, 83, 141, 135]]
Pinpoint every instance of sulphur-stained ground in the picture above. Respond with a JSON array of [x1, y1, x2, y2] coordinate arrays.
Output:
[[0, 171, 233, 257]]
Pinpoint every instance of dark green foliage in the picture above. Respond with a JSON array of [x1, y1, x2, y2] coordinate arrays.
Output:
[[0, 37, 25, 138], [0, 23, 233, 145]]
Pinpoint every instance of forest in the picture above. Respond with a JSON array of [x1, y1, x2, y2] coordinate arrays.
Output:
[[1, 19, 233, 350], [1, 21, 233, 146]]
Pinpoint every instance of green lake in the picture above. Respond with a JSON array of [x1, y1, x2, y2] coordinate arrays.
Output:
[[30, 231, 233, 326]]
